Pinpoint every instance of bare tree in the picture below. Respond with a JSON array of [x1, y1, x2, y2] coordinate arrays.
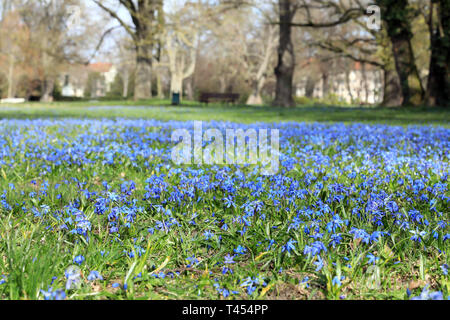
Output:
[[0, 11, 26, 98], [310, 13, 402, 106], [16, 0, 91, 102], [422, 0, 449, 107], [272, 0, 366, 107], [208, 5, 278, 105], [112, 36, 136, 98], [245, 25, 278, 105], [162, 0, 245, 101], [93, 0, 163, 100], [376, 0, 425, 106], [163, 2, 200, 101], [166, 31, 198, 100], [273, 0, 298, 107], [1, 0, 12, 21]]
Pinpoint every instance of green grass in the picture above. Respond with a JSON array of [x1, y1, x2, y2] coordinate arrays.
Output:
[[0, 99, 449, 126]]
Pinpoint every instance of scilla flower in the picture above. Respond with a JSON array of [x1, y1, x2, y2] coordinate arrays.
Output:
[[87, 270, 103, 281], [65, 265, 82, 290]]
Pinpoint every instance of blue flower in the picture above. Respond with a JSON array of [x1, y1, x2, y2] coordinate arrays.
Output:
[[441, 264, 448, 276], [329, 233, 342, 248], [222, 266, 233, 275], [411, 285, 444, 300], [349, 228, 370, 244], [366, 253, 380, 265], [409, 229, 426, 242], [282, 239, 297, 254], [73, 255, 85, 265], [314, 256, 324, 271], [87, 271, 103, 281], [240, 276, 265, 295], [332, 276, 341, 287], [203, 230, 214, 240], [300, 277, 310, 288], [41, 287, 66, 300], [186, 255, 199, 268], [234, 245, 247, 255], [224, 254, 235, 264], [303, 241, 326, 257], [65, 266, 82, 290], [223, 196, 236, 208]]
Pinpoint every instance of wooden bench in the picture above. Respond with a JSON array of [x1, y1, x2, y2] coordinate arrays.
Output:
[[199, 92, 240, 104]]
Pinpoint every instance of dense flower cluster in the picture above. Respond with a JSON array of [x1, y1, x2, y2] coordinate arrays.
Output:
[[0, 118, 448, 299]]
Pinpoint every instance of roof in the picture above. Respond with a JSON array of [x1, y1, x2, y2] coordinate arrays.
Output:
[[88, 62, 113, 73], [299, 58, 377, 71]]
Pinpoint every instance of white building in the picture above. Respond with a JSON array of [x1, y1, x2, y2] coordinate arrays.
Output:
[[296, 62, 383, 105], [61, 74, 84, 97], [61, 62, 117, 98]]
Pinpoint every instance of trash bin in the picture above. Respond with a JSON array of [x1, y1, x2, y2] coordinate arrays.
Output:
[[172, 92, 180, 105]]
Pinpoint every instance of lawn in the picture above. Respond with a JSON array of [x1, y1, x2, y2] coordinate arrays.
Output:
[[0, 102, 448, 300], [0, 100, 449, 125]]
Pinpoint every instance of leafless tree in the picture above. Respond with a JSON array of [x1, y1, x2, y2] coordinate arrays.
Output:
[[112, 36, 136, 98], [93, 0, 163, 100], [15, 0, 92, 102], [163, 1, 200, 101], [421, 0, 450, 107]]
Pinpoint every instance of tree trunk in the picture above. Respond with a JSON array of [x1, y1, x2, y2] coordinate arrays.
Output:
[[170, 73, 183, 101], [345, 70, 354, 103], [156, 72, 164, 99], [273, 0, 296, 107], [186, 78, 194, 101], [389, 35, 424, 105], [305, 76, 315, 98], [322, 72, 329, 98], [425, 0, 450, 107], [426, 33, 448, 107], [377, 0, 424, 106], [40, 78, 55, 102], [122, 71, 129, 98], [248, 26, 276, 105], [7, 55, 15, 98], [247, 67, 268, 105], [246, 94, 263, 105], [381, 67, 403, 106], [134, 43, 152, 100], [2, 0, 11, 21], [219, 76, 227, 93], [166, 29, 197, 102], [361, 63, 369, 104], [247, 80, 264, 105], [94, 0, 157, 100]]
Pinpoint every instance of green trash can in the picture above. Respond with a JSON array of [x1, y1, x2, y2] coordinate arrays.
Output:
[[172, 92, 180, 105]]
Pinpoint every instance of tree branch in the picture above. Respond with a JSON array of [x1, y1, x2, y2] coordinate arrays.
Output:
[[92, 0, 137, 41]]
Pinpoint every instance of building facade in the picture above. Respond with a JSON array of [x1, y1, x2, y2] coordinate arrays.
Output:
[[60, 62, 117, 99], [296, 62, 383, 105]]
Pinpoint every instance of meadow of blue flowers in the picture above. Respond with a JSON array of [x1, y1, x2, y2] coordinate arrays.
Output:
[[0, 118, 448, 300]]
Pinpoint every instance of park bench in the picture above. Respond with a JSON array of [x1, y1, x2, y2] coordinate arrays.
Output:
[[199, 92, 240, 104]]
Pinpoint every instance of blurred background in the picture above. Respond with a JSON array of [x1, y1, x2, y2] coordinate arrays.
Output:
[[0, 0, 448, 108]]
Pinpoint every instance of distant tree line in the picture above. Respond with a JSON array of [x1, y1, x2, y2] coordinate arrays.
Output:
[[0, 0, 448, 107]]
